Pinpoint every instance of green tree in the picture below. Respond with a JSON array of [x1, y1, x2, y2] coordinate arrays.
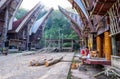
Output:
[[16, 8, 28, 19], [44, 10, 79, 40]]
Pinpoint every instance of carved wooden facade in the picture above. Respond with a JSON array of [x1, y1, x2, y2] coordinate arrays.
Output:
[[0, 0, 23, 48], [69, 0, 119, 61], [7, 2, 42, 50], [108, 0, 120, 36], [68, 0, 97, 48], [30, 8, 53, 48]]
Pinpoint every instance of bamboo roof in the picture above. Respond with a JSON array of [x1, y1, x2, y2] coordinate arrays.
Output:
[[0, 0, 11, 10], [68, 0, 88, 27], [11, 2, 42, 33], [30, 8, 53, 35], [59, 6, 83, 37], [30, 8, 53, 42], [0, 0, 23, 30], [74, 0, 88, 20], [68, 0, 101, 33]]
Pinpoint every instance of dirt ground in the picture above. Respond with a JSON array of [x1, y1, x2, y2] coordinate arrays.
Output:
[[71, 54, 112, 79], [71, 64, 103, 79], [0, 52, 74, 79], [0, 51, 113, 79]]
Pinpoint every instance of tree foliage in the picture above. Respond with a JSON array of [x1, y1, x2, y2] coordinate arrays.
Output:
[[44, 10, 79, 40], [16, 8, 28, 19], [15, 8, 79, 47]]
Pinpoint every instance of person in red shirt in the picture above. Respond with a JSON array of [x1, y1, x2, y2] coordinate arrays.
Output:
[[81, 49, 85, 55], [81, 46, 90, 64]]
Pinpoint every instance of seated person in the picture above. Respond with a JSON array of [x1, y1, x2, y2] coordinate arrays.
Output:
[[81, 47, 90, 59], [80, 47, 90, 64]]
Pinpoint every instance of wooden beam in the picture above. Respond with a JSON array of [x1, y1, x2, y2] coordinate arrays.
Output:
[[97, 0, 116, 3]]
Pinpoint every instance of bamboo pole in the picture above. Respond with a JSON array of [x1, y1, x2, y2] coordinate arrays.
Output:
[[104, 32, 112, 60], [96, 36, 102, 57]]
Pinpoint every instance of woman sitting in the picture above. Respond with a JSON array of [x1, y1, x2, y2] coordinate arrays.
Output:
[[80, 47, 90, 64]]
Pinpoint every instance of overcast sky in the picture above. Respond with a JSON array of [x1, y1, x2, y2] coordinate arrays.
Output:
[[21, 0, 72, 10]]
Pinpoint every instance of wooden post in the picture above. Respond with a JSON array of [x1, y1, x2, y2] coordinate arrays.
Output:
[[71, 40, 73, 51], [111, 36, 117, 55], [85, 37, 88, 47], [82, 38, 85, 48], [93, 33, 96, 50], [44, 31, 46, 48], [104, 32, 112, 60], [26, 24, 30, 51], [2, 8, 9, 48], [96, 36, 102, 57], [88, 37, 92, 50], [59, 28, 61, 52]]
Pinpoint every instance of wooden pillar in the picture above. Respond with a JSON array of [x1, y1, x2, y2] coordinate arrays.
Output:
[[96, 36, 102, 57], [26, 24, 30, 51], [111, 36, 117, 55], [93, 34, 96, 50], [71, 40, 73, 50], [2, 8, 9, 48], [104, 32, 112, 60], [86, 37, 88, 47]]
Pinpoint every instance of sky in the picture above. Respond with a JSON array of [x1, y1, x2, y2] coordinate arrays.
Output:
[[21, 0, 72, 10]]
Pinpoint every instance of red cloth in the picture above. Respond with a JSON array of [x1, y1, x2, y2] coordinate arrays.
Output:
[[81, 49, 85, 55], [81, 48, 89, 56]]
